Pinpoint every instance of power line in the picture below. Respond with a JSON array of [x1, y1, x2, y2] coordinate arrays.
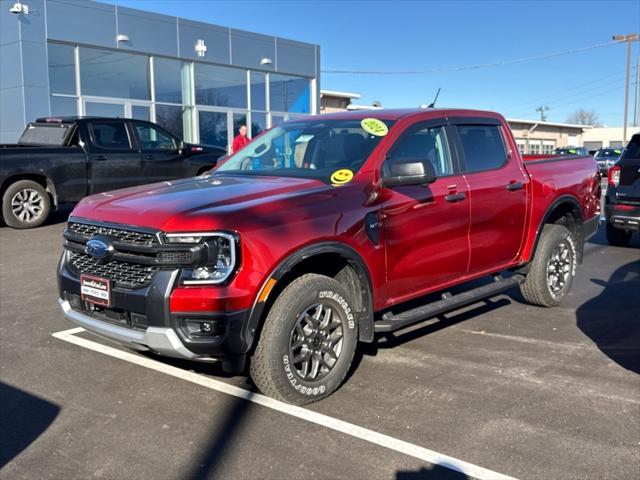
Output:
[[322, 40, 622, 75], [507, 70, 626, 112], [507, 78, 627, 117]]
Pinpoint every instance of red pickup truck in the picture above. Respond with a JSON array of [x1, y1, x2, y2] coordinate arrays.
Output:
[[58, 109, 600, 404]]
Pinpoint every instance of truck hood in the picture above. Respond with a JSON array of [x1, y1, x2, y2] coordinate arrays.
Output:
[[71, 174, 332, 231]]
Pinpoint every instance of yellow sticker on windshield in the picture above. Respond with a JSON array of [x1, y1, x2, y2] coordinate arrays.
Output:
[[331, 169, 354, 185], [361, 118, 388, 137]]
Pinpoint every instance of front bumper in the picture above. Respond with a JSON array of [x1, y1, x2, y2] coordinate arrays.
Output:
[[58, 298, 205, 360], [57, 255, 251, 362]]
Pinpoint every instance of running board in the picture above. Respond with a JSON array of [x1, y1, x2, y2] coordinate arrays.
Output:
[[374, 274, 525, 333]]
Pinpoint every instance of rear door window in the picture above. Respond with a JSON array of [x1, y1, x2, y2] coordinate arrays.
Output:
[[90, 122, 131, 150], [456, 125, 507, 173]]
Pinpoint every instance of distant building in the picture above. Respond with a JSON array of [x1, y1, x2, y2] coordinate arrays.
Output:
[[582, 127, 640, 150], [320, 90, 361, 113], [507, 118, 590, 155]]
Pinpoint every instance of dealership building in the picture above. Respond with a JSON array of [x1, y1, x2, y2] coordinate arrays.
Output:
[[0, 0, 320, 148]]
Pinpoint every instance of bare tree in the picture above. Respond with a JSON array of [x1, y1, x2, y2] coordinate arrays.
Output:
[[566, 109, 599, 126]]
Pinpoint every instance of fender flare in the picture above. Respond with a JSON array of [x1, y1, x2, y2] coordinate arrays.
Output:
[[526, 194, 584, 265], [240, 242, 375, 353]]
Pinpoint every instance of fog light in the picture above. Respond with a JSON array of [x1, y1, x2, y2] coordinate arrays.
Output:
[[182, 319, 224, 338], [201, 322, 213, 333]]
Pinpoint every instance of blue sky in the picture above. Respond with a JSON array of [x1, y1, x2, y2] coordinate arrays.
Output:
[[106, 0, 639, 126]]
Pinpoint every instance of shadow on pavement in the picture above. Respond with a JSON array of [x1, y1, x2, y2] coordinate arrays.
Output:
[[396, 464, 470, 479], [576, 259, 640, 374], [0, 382, 60, 468], [186, 393, 255, 480]]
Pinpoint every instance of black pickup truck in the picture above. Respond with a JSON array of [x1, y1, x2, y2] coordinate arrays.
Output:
[[0, 117, 226, 229]]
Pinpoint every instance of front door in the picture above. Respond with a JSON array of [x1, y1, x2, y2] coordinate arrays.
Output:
[[86, 120, 145, 193], [382, 121, 471, 304], [130, 121, 186, 183], [451, 120, 529, 273]]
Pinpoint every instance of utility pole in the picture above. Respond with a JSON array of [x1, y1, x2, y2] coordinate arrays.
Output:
[[536, 106, 549, 122], [613, 33, 640, 142], [634, 55, 639, 127]]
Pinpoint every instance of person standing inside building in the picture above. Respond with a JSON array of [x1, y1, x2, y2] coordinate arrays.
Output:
[[231, 125, 251, 154]]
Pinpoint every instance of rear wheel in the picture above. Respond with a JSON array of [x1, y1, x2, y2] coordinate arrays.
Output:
[[606, 222, 632, 247], [249, 273, 358, 405], [2, 180, 50, 229], [520, 224, 577, 307]]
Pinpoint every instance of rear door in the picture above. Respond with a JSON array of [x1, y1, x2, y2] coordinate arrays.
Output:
[[381, 119, 471, 302], [131, 121, 187, 182], [87, 120, 144, 193], [450, 118, 529, 274]]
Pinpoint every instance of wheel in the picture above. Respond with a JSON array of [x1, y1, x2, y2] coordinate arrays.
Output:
[[2, 180, 51, 229], [250, 273, 358, 405], [520, 224, 577, 307], [606, 222, 632, 247]]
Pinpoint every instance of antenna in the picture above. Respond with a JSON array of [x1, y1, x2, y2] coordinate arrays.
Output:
[[427, 88, 441, 108]]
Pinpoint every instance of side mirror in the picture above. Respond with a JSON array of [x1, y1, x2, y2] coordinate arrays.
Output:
[[382, 157, 437, 187]]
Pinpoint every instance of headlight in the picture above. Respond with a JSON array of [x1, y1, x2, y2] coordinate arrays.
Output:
[[165, 232, 238, 284]]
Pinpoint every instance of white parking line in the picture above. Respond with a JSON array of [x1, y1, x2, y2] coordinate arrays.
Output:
[[53, 327, 516, 480]]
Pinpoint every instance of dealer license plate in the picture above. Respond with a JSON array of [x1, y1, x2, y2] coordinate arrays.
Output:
[[80, 274, 111, 307]]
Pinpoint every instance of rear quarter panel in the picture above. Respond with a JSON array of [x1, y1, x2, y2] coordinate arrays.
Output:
[[0, 147, 88, 202], [521, 155, 600, 262]]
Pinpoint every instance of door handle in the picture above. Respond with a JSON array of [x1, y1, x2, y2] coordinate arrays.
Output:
[[93, 155, 108, 161], [143, 154, 155, 160], [506, 181, 524, 191], [445, 192, 466, 203]]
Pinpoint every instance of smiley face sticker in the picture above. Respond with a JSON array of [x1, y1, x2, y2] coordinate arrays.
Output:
[[361, 118, 388, 137], [331, 169, 354, 185]]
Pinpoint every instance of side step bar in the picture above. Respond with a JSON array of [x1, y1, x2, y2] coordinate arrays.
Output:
[[374, 274, 525, 333]]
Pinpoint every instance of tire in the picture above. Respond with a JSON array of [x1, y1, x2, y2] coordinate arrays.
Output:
[[520, 224, 577, 307], [606, 222, 632, 247], [249, 273, 358, 405], [2, 180, 51, 229]]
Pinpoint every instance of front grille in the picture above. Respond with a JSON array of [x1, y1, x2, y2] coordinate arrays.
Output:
[[68, 251, 158, 289], [67, 222, 159, 246]]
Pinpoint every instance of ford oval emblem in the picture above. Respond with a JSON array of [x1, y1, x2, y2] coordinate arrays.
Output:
[[86, 238, 112, 259]]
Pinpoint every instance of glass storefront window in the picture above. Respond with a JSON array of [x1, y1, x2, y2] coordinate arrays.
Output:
[[79, 47, 150, 100], [269, 74, 310, 113], [198, 111, 228, 149], [250, 72, 266, 111], [50, 95, 78, 117], [155, 104, 184, 138], [48, 43, 76, 95], [85, 101, 125, 118], [271, 114, 286, 128], [155, 58, 191, 104], [195, 64, 247, 108], [250, 112, 267, 138], [132, 105, 151, 121]]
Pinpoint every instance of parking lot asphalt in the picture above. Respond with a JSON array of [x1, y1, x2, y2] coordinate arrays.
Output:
[[1, 210, 639, 480]]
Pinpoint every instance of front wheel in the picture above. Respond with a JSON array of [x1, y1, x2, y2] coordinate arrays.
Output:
[[606, 222, 632, 247], [250, 273, 358, 405], [520, 224, 577, 307]]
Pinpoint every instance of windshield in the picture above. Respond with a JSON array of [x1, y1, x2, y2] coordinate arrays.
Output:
[[215, 118, 395, 183], [595, 149, 621, 158]]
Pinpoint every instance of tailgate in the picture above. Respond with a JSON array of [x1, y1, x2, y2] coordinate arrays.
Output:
[[617, 158, 640, 202]]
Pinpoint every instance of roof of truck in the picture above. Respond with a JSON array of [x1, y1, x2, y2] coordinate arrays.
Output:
[[313, 108, 504, 121]]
